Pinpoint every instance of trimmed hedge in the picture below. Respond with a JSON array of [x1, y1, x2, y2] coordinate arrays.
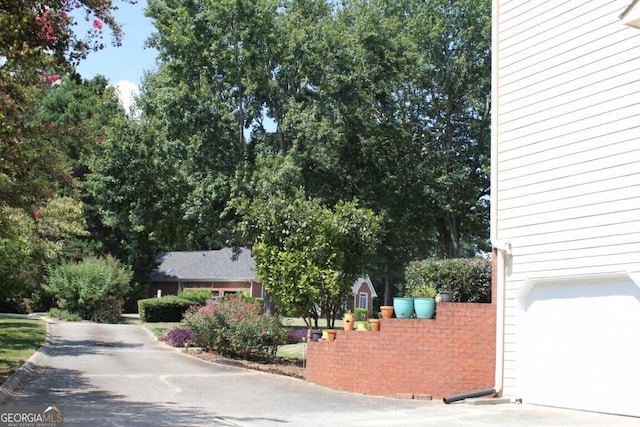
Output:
[[137, 296, 194, 322], [177, 290, 214, 305], [405, 257, 491, 303]]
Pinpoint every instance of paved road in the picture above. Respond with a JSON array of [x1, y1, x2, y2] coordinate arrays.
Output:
[[3, 321, 639, 426]]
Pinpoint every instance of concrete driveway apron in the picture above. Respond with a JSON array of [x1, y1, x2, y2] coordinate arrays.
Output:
[[2, 321, 638, 426]]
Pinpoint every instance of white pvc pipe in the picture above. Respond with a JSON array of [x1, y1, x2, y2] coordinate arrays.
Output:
[[490, 0, 510, 398]]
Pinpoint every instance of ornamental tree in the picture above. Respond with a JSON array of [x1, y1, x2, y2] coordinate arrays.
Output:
[[243, 190, 382, 328], [1, 0, 128, 138]]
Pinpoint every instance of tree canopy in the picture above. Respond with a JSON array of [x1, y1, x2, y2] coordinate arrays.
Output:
[[138, 0, 491, 302], [1, 0, 491, 313], [0, 1, 129, 303]]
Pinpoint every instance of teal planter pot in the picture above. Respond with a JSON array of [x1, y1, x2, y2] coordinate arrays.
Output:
[[393, 297, 414, 318], [414, 298, 436, 319]]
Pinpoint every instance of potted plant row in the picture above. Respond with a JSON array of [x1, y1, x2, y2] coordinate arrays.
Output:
[[342, 309, 382, 331], [393, 284, 437, 319]]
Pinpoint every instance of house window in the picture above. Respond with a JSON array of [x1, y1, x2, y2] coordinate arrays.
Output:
[[358, 292, 368, 309]]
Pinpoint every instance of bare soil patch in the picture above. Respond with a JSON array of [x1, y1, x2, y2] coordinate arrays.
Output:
[[184, 348, 305, 379]]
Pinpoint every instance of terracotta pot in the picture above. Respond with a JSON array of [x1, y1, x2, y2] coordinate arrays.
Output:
[[369, 318, 381, 332], [327, 329, 337, 343], [380, 306, 394, 319], [343, 313, 354, 331]]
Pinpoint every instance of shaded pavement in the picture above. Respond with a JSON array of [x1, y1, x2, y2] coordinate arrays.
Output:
[[1, 321, 638, 426]]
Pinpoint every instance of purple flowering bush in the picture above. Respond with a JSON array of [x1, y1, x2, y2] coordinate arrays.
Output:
[[286, 328, 308, 344], [161, 326, 197, 347]]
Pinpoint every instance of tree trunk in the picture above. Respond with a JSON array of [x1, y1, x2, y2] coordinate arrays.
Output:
[[437, 215, 460, 259], [383, 274, 392, 306]]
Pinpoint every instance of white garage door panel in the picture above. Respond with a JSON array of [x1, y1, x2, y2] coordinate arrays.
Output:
[[519, 277, 640, 417]]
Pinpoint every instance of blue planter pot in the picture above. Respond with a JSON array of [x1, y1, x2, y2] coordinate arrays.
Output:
[[414, 298, 436, 319], [393, 297, 414, 318]]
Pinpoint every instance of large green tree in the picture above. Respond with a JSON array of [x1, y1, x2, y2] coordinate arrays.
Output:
[[141, 0, 279, 248], [86, 114, 179, 284], [110, 0, 491, 303], [330, 0, 492, 300]]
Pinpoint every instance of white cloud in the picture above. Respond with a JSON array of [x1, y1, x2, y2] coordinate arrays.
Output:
[[113, 80, 140, 114]]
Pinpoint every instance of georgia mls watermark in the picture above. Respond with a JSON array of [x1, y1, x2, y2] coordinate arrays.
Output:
[[0, 405, 63, 427]]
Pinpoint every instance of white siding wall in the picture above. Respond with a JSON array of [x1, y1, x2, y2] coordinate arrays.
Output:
[[495, 0, 640, 398]]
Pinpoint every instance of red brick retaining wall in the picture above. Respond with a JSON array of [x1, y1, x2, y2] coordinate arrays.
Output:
[[305, 302, 496, 399]]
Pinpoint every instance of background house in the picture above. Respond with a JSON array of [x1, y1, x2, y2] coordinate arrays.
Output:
[[493, 1, 640, 416], [149, 249, 376, 316], [345, 276, 377, 318], [148, 248, 263, 298]]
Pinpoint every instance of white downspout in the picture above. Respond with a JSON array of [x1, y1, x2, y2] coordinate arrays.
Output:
[[490, 0, 511, 398], [443, 2, 511, 404]]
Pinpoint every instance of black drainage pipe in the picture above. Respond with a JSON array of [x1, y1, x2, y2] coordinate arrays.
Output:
[[443, 388, 496, 404]]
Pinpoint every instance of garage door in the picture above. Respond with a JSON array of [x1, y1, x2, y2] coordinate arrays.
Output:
[[519, 276, 640, 417]]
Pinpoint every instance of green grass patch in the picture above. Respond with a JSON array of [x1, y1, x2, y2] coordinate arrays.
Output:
[[119, 313, 142, 325], [0, 316, 46, 384], [143, 321, 181, 336], [281, 317, 343, 329], [127, 312, 182, 336], [276, 343, 306, 360]]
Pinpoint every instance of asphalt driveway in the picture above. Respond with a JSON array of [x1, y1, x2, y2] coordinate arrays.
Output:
[[1, 321, 638, 426]]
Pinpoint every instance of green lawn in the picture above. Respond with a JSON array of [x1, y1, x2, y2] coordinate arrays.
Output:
[[276, 343, 306, 360], [0, 316, 46, 384], [280, 317, 344, 329]]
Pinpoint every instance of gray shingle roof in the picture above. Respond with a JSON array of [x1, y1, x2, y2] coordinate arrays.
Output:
[[150, 248, 256, 282]]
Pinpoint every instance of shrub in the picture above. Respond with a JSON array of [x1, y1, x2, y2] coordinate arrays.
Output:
[[177, 290, 214, 305], [183, 295, 286, 361], [405, 258, 491, 303], [138, 296, 194, 322], [43, 255, 133, 322], [49, 308, 82, 321], [161, 326, 197, 347], [91, 296, 124, 323], [286, 328, 308, 344], [354, 307, 368, 321], [409, 284, 437, 298]]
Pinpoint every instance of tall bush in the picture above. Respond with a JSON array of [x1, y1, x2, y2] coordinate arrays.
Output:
[[405, 258, 491, 303], [183, 295, 286, 361], [44, 255, 133, 322]]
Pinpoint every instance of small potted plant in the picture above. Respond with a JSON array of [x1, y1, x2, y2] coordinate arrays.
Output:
[[436, 287, 454, 303], [380, 305, 394, 319], [343, 310, 354, 331], [410, 284, 437, 319], [354, 308, 369, 331], [369, 315, 381, 331]]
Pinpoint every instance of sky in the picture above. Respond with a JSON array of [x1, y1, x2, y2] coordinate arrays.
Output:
[[75, 0, 157, 111]]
